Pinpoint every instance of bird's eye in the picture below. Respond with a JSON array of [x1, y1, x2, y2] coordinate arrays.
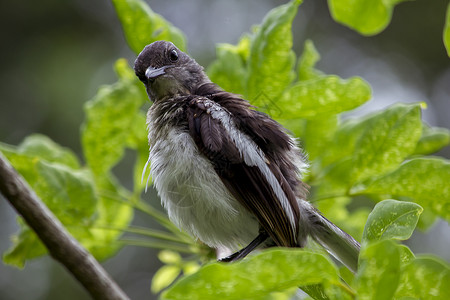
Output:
[[168, 49, 178, 62]]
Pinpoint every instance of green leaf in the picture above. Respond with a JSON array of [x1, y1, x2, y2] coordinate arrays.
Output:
[[444, 3, 450, 57], [1, 136, 129, 265], [207, 40, 248, 95], [277, 118, 307, 140], [297, 40, 323, 81], [152, 265, 181, 294], [416, 208, 438, 231], [355, 239, 401, 300], [182, 261, 201, 276], [81, 59, 141, 258], [128, 110, 150, 192], [327, 0, 409, 36], [86, 190, 133, 261], [15, 134, 80, 169], [299, 284, 330, 300], [397, 244, 415, 264], [301, 116, 338, 161], [1, 152, 98, 267], [162, 249, 342, 300], [362, 200, 423, 243], [350, 103, 422, 183], [353, 157, 450, 220], [413, 124, 450, 156], [314, 195, 352, 227], [316, 103, 424, 188], [339, 265, 354, 286], [1, 152, 97, 225], [279, 76, 371, 120], [37, 162, 97, 223], [315, 118, 367, 173], [2, 220, 47, 268], [246, 0, 300, 105], [158, 250, 182, 265], [267, 287, 299, 300], [275, 39, 371, 120], [82, 59, 146, 182], [342, 208, 370, 241], [395, 256, 450, 299], [111, 0, 186, 53]]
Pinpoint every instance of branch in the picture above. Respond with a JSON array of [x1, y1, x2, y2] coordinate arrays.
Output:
[[0, 153, 130, 300]]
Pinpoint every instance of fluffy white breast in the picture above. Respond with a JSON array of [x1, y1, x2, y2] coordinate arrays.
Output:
[[146, 121, 259, 250]]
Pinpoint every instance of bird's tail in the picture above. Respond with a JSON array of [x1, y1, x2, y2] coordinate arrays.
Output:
[[308, 210, 360, 273]]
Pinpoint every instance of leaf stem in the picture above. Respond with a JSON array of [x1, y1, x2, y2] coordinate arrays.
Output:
[[118, 238, 196, 254], [132, 200, 193, 242], [81, 224, 193, 245], [337, 280, 356, 298], [309, 193, 348, 203], [97, 190, 193, 243]]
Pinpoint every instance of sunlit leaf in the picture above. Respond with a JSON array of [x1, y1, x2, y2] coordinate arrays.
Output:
[[299, 284, 330, 300], [127, 110, 149, 192], [297, 40, 323, 81], [162, 249, 342, 300], [362, 200, 423, 243], [152, 265, 181, 293], [82, 59, 146, 180], [81, 59, 143, 258], [444, 3, 450, 57], [246, 0, 300, 106], [279, 39, 371, 121], [316, 117, 368, 170], [0, 150, 98, 267], [301, 117, 338, 161], [413, 124, 450, 155], [353, 157, 450, 220], [15, 134, 80, 169], [158, 250, 182, 265], [395, 256, 450, 299], [350, 103, 422, 183], [317, 103, 423, 184], [2, 220, 47, 268], [279, 76, 371, 119], [207, 40, 248, 95], [416, 209, 438, 231], [182, 261, 201, 276], [355, 240, 401, 300], [268, 287, 299, 300], [111, 0, 186, 53], [327, 0, 410, 36], [339, 265, 354, 287], [397, 244, 415, 264]]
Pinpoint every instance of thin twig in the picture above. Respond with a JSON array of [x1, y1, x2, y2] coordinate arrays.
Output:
[[117, 238, 195, 254], [72, 224, 193, 245], [98, 190, 193, 243], [0, 153, 130, 300]]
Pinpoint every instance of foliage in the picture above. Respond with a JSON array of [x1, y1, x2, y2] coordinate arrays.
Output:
[[1, 0, 449, 299], [445, 3, 450, 57], [327, 0, 410, 36]]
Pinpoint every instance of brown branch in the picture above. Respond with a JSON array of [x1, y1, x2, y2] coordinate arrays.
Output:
[[0, 153, 130, 300]]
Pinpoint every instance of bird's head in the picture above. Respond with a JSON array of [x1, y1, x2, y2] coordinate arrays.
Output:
[[134, 41, 209, 102]]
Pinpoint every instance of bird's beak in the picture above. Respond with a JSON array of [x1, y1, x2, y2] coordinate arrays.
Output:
[[145, 66, 167, 80]]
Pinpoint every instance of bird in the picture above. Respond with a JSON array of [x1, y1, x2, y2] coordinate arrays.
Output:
[[134, 40, 360, 272]]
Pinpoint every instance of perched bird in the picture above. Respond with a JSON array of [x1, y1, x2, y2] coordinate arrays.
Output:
[[134, 41, 360, 272]]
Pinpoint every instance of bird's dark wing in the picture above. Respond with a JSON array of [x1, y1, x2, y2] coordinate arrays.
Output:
[[186, 97, 300, 247], [193, 83, 308, 200]]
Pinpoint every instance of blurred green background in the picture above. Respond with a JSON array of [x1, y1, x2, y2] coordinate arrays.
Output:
[[1, 0, 449, 299]]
